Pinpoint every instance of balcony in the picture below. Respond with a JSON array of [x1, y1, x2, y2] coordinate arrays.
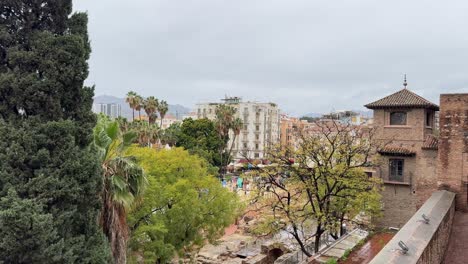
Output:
[[381, 173, 412, 186]]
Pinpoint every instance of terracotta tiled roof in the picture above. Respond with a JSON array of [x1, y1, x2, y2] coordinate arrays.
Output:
[[422, 134, 438, 150], [378, 145, 416, 156], [365, 89, 439, 110]]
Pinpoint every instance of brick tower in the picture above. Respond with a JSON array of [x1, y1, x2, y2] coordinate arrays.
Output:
[[365, 80, 439, 227], [437, 94, 468, 210]]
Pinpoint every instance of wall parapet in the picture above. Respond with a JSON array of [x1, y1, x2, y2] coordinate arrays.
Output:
[[369, 190, 455, 264]]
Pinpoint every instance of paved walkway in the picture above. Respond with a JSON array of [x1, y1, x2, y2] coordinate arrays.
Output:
[[443, 212, 468, 264], [314, 229, 368, 263]]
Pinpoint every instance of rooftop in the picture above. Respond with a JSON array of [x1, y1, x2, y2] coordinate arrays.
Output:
[[422, 134, 438, 150], [365, 88, 439, 110], [378, 145, 416, 156]]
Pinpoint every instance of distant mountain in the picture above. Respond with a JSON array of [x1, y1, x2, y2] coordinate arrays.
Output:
[[93, 95, 191, 120]]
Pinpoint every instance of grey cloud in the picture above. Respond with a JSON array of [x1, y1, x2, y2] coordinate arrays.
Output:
[[74, 0, 468, 115]]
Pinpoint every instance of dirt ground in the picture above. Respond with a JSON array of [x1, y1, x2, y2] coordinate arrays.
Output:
[[339, 232, 394, 264]]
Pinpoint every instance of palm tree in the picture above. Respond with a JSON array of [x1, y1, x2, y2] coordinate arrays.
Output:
[[93, 115, 147, 264], [133, 121, 159, 148], [116, 117, 129, 133], [143, 96, 159, 124], [215, 105, 237, 175], [125, 91, 137, 121], [134, 95, 143, 121], [227, 117, 243, 165], [158, 100, 169, 128]]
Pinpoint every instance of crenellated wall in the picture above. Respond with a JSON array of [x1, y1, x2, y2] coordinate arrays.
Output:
[[437, 94, 468, 210], [369, 190, 455, 264]]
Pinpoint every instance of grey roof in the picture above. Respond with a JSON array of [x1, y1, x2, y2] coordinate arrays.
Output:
[[365, 89, 439, 110]]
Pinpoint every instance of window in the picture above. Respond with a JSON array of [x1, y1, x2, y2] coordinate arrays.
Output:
[[256, 125, 260, 131], [389, 159, 404, 182], [426, 112, 432, 127], [243, 143, 248, 149], [255, 144, 259, 150], [255, 134, 259, 140], [244, 124, 248, 130], [254, 153, 260, 158], [390, 112, 407, 125]]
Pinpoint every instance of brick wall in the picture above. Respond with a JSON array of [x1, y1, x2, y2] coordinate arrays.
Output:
[[373, 108, 431, 142], [437, 94, 468, 210], [377, 184, 418, 228]]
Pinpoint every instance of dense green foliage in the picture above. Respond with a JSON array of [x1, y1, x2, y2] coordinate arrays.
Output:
[[161, 122, 181, 146], [175, 118, 225, 169], [0, 1, 109, 262], [126, 147, 240, 263]]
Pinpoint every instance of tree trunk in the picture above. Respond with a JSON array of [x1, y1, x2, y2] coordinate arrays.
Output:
[[139, 110, 141, 120], [226, 134, 237, 173], [291, 224, 312, 257], [340, 215, 346, 236], [314, 226, 323, 253], [132, 109, 135, 121], [100, 183, 128, 264], [110, 204, 128, 264]]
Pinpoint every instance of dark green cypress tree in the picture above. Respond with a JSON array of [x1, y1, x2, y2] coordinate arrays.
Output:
[[0, 1, 109, 262]]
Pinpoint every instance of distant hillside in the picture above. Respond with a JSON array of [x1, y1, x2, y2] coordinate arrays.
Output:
[[93, 95, 191, 120]]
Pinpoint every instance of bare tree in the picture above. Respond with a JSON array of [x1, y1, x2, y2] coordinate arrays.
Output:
[[248, 120, 383, 255]]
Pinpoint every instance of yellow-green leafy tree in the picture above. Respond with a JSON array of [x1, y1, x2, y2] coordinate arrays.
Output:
[[126, 147, 240, 263]]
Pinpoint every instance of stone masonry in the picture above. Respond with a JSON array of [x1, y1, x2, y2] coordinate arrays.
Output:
[[437, 94, 468, 210]]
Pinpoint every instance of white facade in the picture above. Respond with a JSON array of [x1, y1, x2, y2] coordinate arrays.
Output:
[[195, 97, 280, 161], [155, 114, 181, 129]]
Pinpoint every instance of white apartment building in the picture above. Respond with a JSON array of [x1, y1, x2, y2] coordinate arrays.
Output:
[[195, 97, 280, 161], [93, 103, 122, 118]]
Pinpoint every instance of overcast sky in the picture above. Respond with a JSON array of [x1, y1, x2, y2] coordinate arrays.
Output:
[[74, 0, 467, 116]]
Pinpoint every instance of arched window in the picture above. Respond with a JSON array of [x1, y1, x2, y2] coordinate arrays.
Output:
[[390, 112, 407, 125]]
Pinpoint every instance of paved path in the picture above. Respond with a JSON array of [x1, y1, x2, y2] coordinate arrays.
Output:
[[443, 211, 468, 264], [314, 229, 368, 263]]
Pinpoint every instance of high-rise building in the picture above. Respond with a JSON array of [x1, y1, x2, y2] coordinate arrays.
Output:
[[195, 96, 280, 161], [93, 103, 122, 118]]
